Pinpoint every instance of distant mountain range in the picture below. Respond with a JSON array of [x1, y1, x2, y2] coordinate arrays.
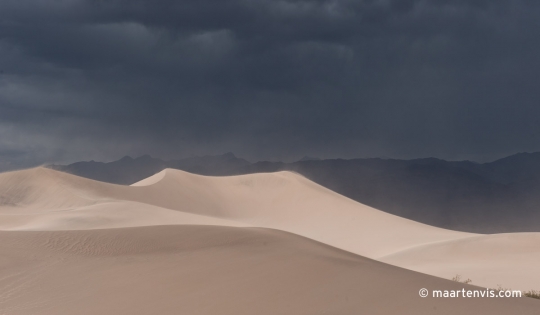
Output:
[[49, 152, 540, 233], [49, 153, 250, 185]]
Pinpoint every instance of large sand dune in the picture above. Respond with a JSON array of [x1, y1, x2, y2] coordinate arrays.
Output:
[[1, 225, 539, 315], [0, 167, 472, 257], [381, 232, 540, 291], [0, 167, 539, 313]]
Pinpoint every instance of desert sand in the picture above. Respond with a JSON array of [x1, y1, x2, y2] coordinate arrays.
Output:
[[381, 232, 540, 290], [0, 167, 539, 314]]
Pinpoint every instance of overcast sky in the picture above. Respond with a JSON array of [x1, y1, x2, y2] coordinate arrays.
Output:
[[1, 0, 540, 169]]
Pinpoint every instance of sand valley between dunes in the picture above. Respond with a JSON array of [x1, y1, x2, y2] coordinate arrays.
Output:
[[0, 167, 539, 314]]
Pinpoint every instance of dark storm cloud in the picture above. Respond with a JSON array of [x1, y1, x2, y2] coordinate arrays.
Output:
[[1, 0, 540, 169]]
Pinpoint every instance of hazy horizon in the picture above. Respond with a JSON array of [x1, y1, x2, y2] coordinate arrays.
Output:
[[50, 149, 540, 166]]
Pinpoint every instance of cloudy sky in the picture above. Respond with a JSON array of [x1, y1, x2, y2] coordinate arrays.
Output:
[[1, 0, 540, 169]]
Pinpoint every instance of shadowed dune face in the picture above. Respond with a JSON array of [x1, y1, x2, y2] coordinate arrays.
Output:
[[0, 225, 539, 315], [0, 167, 539, 299]]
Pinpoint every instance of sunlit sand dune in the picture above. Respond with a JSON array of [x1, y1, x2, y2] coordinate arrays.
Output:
[[0, 168, 246, 230], [0, 225, 538, 315], [381, 232, 540, 291], [0, 167, 539, 313], [1, 168, 474, 255]]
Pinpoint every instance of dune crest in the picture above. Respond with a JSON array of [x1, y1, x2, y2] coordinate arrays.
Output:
[[1, 167, 539, 292], [1, 167, 470, 258]]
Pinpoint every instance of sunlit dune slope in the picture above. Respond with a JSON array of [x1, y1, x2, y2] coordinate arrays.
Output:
[[381, 232, 540, 291], [126, 169, 477, 258], [0, 168, 246, 230], [1, 167, 539, 292], [0, 225, 538, 315], [0, 167, 471, 258]]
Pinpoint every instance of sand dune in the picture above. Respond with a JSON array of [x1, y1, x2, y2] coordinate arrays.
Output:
[[0, 167, 539, 312], [0, 201, 247, 231], [0, 168, 247, 231], [381, 232, 540, 291], [1, 168, 473, 257], [0, 225, 538, 315]]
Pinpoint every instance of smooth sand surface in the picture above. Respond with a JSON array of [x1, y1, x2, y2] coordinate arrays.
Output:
[[0, 167, 539, 313], [0, 225, 539, 315], [381, 232, 540, 291], [0, 168, 473, 256]]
